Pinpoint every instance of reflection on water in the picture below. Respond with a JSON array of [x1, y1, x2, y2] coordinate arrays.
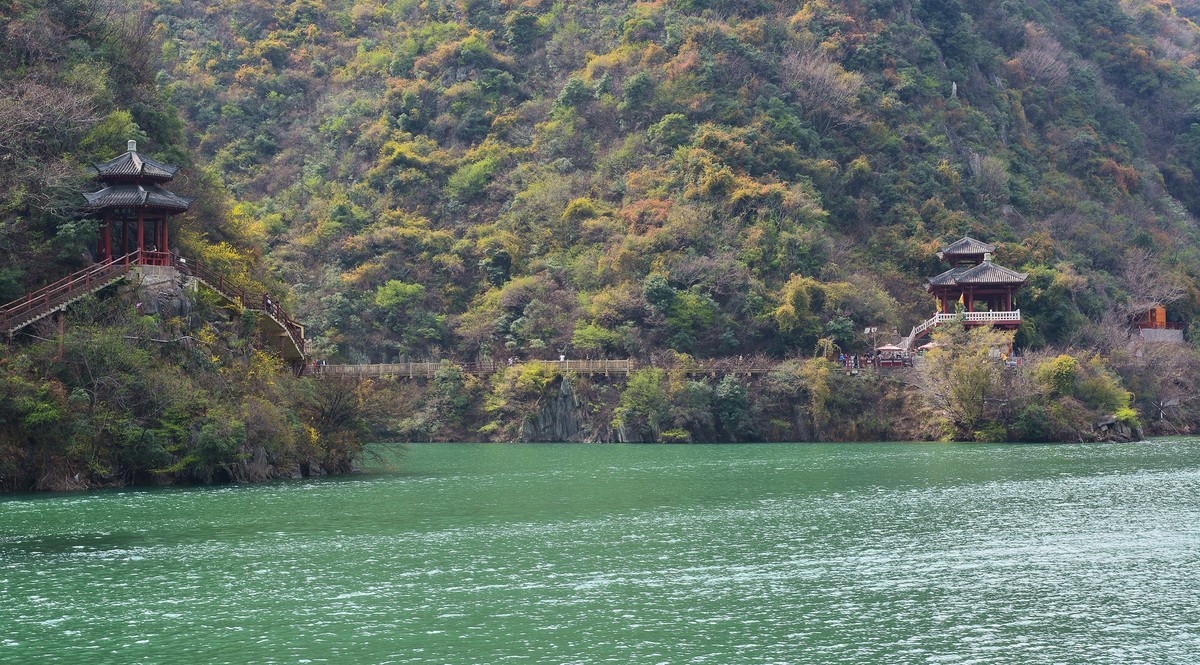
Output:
[[2, 440, 1199, 664]]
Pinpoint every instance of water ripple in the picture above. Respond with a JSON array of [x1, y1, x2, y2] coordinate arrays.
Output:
[[1, 440, 1199, 664]]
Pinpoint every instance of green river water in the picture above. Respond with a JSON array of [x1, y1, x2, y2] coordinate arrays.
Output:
[[2, 440, 1199, 664]]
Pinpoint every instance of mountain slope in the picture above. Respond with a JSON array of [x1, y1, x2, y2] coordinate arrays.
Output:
[[149, 0, 1200, 364]]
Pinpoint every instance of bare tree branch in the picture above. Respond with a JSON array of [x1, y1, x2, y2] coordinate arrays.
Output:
[[1120, 248, 1186, 315], [1013, 23, 1070, 89], [780, 47, 864, 133]]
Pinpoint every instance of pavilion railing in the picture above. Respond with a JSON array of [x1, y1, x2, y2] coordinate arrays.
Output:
[[140, 250, 172, 267], [902, 309, 1023, 350], [942, 310, 1021, 323]]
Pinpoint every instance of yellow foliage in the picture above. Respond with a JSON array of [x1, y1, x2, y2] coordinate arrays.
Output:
[[583, 43, 643, 81], [641, 43, 669, 67], [342, 262, 387, 289], [228, 203, 268, 247], [773, 274, 821, 332], [515, 361, 559, 394], [246, 350, 282, 388], [194, 323, 219, 348], [375, 136, 442, 171], [847, 155, 871, 178], [936, 159, 962, 187], [562, 197, 604, 222]]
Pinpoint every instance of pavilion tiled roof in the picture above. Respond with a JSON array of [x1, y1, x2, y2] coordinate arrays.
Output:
[[956, 261, 1027, 284], [92, 144, 179, 182], [938, 236, 995, 259], [927, 261, 1027, 288], [83, 184, 194, 213], [928, 266, 968, 286]]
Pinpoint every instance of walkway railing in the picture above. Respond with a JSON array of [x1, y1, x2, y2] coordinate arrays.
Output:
[[1, 251, 140, 336], [313, 356, 792, 379], [315, 359, 638, 378], [2, 250, 305, 361], [171, 254, 305, 360]]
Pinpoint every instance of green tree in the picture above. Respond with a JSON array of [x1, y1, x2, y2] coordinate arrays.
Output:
[[375, 281, 426, 310], [915, 323, 1020, 440], [614, 368, 670, 441]]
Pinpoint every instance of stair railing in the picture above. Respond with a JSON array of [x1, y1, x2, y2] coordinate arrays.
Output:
[[1, 251, 140, 334]]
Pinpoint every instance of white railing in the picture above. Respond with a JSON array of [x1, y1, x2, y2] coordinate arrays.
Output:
[[912, 314, 939, 336], [902, 310, 1021, 350], [952, 309, 1020, 323], [902, 314, 939, 350]]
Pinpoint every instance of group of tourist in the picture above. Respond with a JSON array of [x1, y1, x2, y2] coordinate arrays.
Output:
[[839, 351, 912, 369]]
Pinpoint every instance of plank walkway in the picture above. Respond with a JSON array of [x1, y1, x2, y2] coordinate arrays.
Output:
[[313, 358, 823, 379]]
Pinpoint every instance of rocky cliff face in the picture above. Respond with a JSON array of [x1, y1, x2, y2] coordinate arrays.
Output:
[[125, 266, 192, 319], [520, 377, 588, 442]]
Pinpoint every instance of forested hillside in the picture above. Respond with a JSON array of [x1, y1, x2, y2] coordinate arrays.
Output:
[[151, 0, 1200, 362], [0, 0, 383, 490], [6, 0, 1200, 473]]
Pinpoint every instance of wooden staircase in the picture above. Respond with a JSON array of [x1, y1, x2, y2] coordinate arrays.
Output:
[[1, 251, 305, 362], [176, 256, 306, 362], [1, 252, 140, 337]]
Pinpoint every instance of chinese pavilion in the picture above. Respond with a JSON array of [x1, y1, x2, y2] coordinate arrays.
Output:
[[84, 140, 193, 266], [902, 236, 1027, 349], [927, 236, 1027, 322]]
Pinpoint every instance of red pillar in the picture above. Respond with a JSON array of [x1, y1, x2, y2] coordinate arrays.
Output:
[[102, 211, 112, 261], [162, 215, 169, 254], [136, 210, 144, 260], [966, 288, 974, 312]]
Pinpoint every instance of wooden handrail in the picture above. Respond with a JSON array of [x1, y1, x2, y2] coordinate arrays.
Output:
[[311, 357, 817, 379], [1, 252, 140, 333], [3, 251, 305, 361], [169, 253, 305, 357]]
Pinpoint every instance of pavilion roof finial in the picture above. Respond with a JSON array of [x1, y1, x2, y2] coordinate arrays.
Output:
[[92, 142, 179, 183], [937, 236, 996, 261]]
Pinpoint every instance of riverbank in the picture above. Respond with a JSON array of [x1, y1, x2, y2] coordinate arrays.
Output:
[[0, 296, 1182, 493], [368, 337, 1161, 446], [0, 294, 368, 493]]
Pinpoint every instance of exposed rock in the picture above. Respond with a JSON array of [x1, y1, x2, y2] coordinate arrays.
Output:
[[236, 445, 275, 482], [613, 421, 648, 443], [131, 266, 192, 319], [520, 376, 588, 442], [1096, 417, 1144, 443]]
